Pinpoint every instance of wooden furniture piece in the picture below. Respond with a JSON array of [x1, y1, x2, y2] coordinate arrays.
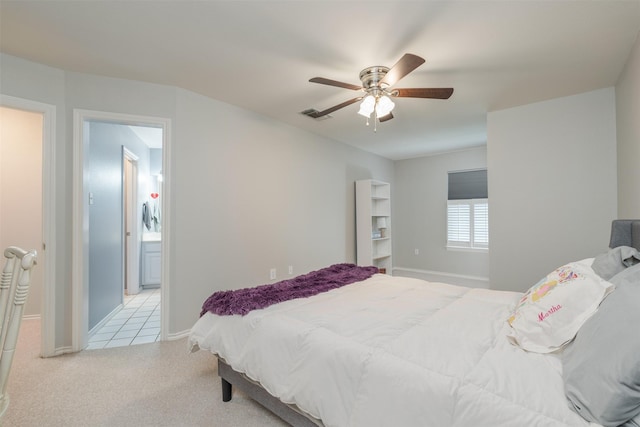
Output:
[[356, 179, 392, 273], [0, 246, 37, 419]]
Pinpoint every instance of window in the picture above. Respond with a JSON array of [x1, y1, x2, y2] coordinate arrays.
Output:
[[447, 170, 488, 250], [447, 199, 488, 249]]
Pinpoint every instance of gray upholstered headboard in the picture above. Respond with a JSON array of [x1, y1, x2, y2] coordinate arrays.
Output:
[[609, 220, 640, 251]]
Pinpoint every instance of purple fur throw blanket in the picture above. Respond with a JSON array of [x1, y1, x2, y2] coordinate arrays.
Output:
[[200, 263, 379, 316]]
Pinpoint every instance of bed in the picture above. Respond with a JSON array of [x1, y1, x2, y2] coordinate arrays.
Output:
[[189, 220, 640, 427]]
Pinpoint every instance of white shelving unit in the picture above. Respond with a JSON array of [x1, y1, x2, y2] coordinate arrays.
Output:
[[356, 179, 392, 274]]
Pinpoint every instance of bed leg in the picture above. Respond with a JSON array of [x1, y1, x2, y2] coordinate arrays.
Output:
[[221, 377, 232, 402]]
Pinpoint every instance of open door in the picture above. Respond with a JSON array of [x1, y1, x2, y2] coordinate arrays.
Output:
[[73, 110, 171, 351], [123, 147, 139, 295]]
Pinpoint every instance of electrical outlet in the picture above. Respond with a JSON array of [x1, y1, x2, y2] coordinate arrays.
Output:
[[270, 268, 277, 280], [414, 248, 419, 255], [288, 265, 293, 275]]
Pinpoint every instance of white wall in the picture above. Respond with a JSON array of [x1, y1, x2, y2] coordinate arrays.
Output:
[[1, 53, 393, 346], [1, 48, 629, 343], [616, 32, 640, 218], [0, 54, 68, 347], [0, 106, 43, 316], [172, 89, 393, 332], [393, 147, 489, 286], [487, 88, 618, 292]]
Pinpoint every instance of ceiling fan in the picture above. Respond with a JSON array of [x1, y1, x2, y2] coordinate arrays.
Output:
[[305, 53, 454, 127]]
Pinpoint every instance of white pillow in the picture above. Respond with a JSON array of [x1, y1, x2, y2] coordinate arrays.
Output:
[[507, 260, 614, 353]]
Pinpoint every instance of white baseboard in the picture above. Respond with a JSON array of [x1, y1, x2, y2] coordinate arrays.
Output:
[[51, 346, 75, 357], [88, 303, 124, 338], [166, 329, 190, 341], [393, 267, 489, 289]]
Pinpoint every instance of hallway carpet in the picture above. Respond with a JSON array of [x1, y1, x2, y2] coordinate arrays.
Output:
[[3, 319, 288, 426]]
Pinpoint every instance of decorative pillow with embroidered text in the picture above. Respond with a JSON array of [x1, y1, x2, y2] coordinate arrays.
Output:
[[507, 259, 614, 353]]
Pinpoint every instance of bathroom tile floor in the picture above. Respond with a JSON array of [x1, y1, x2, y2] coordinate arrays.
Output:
[[87, 288, 161, 350]]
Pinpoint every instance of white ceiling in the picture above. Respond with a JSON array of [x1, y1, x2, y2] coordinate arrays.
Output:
[[1, 1, 639, 160], [128, 125, 163, 149]]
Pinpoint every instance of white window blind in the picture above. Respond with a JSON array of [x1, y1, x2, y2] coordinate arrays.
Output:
[[473, 200, 489, 248], [447, 201, 471, 245], [447, 169, 489, 250], [447, 199, 488, 249]]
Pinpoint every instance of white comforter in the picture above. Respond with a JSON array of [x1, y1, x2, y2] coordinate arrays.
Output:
[[189, 274, 600, 427]]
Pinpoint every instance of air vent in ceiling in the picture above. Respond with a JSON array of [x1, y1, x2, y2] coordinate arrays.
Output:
[[300, 109, 332, 120]]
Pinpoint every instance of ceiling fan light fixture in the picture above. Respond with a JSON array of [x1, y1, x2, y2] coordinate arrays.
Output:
[[358, 95, 375, 117], [376, 95, 395, 118], [308, 53, 453, 126]]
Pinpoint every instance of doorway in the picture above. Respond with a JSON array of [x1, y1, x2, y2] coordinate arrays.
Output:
[[0, 96, 56, 358], [123, 148, 140, 297], [0, 106, 43, 315], [72, 110, 171, 351], [86, 121, 162, 346]]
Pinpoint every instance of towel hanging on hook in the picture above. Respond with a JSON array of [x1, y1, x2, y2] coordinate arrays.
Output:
[[142, 202, 151, 230]]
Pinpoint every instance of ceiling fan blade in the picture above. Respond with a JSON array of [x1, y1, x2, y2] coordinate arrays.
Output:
[[393, 88, 454, 99], [309, 77, 363, 91], [307, 97, 363, 118], [379, 53, 425, 87], [378, 112, 394, 122]]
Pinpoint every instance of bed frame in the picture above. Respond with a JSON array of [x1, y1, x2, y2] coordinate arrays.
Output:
[[216, 219, 640, 426], [218, 358, 323, 426], [609, 219, 640, 250]]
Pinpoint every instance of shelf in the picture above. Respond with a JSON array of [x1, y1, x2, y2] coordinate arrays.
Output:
[[356, 179, 392, 274]]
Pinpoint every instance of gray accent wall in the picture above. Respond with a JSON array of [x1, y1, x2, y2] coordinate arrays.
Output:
[[487, 88, 618, 292]]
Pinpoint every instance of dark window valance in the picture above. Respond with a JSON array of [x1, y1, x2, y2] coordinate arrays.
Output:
[[448, 169, 488, 200]]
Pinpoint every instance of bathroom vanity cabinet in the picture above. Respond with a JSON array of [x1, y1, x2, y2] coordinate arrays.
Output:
[[141, 240, 161, 288]]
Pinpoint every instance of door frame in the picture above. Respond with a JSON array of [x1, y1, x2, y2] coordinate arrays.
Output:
[[72, 109, 171, 351], [0, 94, 57, 357], [123, 147, 140, 296]]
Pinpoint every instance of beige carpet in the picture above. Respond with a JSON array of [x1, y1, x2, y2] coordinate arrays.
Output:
[[3, 319, 288, 426]]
